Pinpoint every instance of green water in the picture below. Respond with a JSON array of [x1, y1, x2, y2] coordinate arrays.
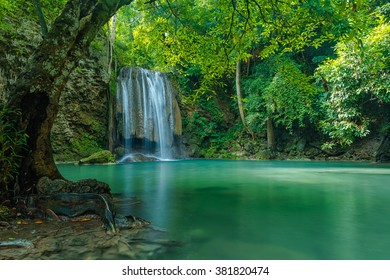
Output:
[[58, 160, 390, 260]]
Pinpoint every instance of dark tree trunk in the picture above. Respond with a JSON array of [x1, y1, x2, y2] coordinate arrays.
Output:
[[33, 0, 48, 37], [236, 61, 245, 127], [267, 117, 276, 152], [107, 87, 115, 152], [376, 133, 390, 163], [236, 60, 252, 136], [6, 0, 133, 197], [107, 15, 116, 152]]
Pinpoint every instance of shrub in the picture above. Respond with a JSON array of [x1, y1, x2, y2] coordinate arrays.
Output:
[[0, 107, 28, 200]]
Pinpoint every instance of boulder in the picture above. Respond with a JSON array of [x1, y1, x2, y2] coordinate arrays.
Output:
[[120, 153, 159, 162], [114, 146, 126, 159], [36, 177, 111, 195], [79, 150, 116, 165]]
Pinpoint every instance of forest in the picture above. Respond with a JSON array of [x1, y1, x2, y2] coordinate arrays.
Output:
[[0, 0, 390, 260]]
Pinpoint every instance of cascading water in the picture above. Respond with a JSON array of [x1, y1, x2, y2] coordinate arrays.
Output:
[[116, 67, 182, 161]]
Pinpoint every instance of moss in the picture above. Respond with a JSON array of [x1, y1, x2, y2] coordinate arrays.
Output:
[[1, 107, 28, 200], [69, 133, 102, 158], [79, 150, 116, 164]]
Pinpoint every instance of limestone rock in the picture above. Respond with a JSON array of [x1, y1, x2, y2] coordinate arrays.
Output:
[[36, 177, 111, 195], [376, 134, 390, 162], [36, 177, 71, 194], [120, 153, 159, 162], [70, 178, 111, 194]]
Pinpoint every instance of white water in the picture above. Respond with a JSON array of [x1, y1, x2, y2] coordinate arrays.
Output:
[[116, 67, 178, 160]]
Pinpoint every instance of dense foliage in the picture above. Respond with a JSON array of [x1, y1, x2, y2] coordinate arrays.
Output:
[[0, 0, 66, 32], [244, 55, 319, 133], [316, 18, 390, 147], [0, 107, 28, 200]]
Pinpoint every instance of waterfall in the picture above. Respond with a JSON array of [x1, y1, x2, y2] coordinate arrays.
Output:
[[116, 67, 182, 161]]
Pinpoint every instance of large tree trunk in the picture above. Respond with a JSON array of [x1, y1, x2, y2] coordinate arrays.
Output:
[[6, 0, 133, 197]]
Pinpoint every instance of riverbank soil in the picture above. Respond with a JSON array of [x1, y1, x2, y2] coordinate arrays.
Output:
[[0, 199, 180, 260]]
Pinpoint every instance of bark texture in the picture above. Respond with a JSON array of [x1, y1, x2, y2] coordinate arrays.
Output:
[[7, 0, 133, 196]]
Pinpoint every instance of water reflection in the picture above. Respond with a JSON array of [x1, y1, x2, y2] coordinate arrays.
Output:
[[149, 163, 170, 227]]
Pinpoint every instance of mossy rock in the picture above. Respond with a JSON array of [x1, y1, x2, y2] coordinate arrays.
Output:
[[0, 205, 13, 220], [79, 150, 116, 165]]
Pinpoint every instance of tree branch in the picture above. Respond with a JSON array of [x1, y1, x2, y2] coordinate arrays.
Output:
[[33, 0, 48, 37]]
